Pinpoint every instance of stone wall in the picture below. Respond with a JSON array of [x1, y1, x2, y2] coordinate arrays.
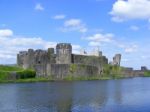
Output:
[[121, 67, 146, 77], [121, 67, 134, 77], [17, 43, 115, 79], [35, 64, 99, 79], [17, 48, 56, 70], [72, 54, 108, 74]]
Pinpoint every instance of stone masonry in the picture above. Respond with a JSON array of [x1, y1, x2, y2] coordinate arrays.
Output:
[[17, 43, 108, 79]]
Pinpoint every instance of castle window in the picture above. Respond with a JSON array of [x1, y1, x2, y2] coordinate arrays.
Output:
[[38, 61, 41, 64]]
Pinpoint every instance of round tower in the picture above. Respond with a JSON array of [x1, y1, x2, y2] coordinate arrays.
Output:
[[56, 43, 72, 64]]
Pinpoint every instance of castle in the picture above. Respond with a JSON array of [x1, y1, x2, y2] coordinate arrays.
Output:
[[17, 43, 122, 79]]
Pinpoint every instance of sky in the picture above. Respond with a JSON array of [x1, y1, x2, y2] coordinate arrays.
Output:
[[0, 0, 150, 69]]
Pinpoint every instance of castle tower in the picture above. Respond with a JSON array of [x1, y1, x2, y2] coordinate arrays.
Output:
[[56, 43, 72, 64], [48, 48, 55, 63], [113, 54, 121, 66], [27, 49, 35, 69]]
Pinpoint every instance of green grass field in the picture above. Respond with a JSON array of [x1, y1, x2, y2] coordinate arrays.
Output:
[[0, 65, 36, 82]]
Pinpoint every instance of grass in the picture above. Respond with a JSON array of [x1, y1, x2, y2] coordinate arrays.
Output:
[[0, 65, 36, 81], [0, 64, 137, 83], [63, 75, 117, 81], [0, 77, 54, 83], [102, 64, 124, 79], [0, 65, 23, 71], [144, 71, 150, 77]]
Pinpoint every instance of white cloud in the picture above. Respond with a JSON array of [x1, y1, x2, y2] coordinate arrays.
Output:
[[85, 33, 114, 46], [0, 29, 81, 64], [64, 19, 81, 27], [88, 41, 100, 47], [116, 41, 139, 53], [0, 29, 13, 37], [110, 0, 150, 22], [35, 3, 44, 11], [125, 44, 138, 53], [85, 32, 139, 54], [52, 14, 66, 20], [87, 33, 114, 42], [61, 19, 87, 33], [129, 25, 139, 31]]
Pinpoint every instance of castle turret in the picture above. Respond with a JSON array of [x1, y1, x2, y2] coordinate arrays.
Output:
[[56, 43, 72, 64], [48, 48, 55, 63], [27, 49, 35, 69], [113, 54, 121, 66]]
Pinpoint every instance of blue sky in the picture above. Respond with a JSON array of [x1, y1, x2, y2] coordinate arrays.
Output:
[[0, 0, 150, 69]]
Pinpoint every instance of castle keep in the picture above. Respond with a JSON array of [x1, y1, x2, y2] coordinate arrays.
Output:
[[17, 43, 110, 79]]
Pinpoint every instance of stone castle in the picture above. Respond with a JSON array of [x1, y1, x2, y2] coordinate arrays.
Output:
[[17, 43, 149, 79], [17, 43, 122, 79]]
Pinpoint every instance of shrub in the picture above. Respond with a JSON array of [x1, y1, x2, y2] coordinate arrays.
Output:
[[0, 71, 10, 80], [16, 69, 36, 79], [144, 71, 150, 77]]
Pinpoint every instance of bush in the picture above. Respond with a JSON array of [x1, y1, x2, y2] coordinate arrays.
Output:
[[16, 69, 36, 79], [0, 71, 10, 80], [144, 71, 150, 77]]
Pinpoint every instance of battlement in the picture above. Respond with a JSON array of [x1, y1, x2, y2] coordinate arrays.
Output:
[[56, 43, 72, 49]]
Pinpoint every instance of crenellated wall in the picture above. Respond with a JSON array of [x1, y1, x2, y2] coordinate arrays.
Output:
[[17, 43, 112, 78]]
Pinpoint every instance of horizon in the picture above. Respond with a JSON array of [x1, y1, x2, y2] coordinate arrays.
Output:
[[0, 0, 150, 69]]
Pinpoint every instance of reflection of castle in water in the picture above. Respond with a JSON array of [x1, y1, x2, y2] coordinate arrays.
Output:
[[14, 81, 111, 112]]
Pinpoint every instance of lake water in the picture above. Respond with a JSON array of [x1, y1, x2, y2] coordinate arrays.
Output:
[[0, 77, 150, 112]]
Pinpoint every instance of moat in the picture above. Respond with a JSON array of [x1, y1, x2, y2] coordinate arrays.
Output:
[[0, 77, 150, 112]]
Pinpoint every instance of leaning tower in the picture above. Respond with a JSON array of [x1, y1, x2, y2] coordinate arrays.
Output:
[[56, 43, 72, 64]]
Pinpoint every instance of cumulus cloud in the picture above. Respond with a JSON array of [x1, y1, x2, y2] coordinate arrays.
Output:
[[110, 0, 150, 22], [129, 25, 139, 31], [84, 32, 139, 54], [88, 41, 100, 47], [0, 29, 81, 64], [85, 33, 114, 46], [60, 19, 87, 33], [52, 14, 66, 20], [35, 3, 44, 11], [124, 44, 138, 53], [0, 29, 13, 37]]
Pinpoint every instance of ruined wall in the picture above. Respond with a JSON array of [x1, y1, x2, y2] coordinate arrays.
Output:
[[121, 67, 134, 77], [17, 48, 56, 70], [72, 54, 108, 74], [17, 51, 28, 69], [121, 67, 147, 77], [35, 64, 99, 79], [17, 43, 110, 79], [72, 54, 108, 66], [133, 70, 145, 77]]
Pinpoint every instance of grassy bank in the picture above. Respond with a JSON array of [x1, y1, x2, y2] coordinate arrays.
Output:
[[144, 71, 150, 77], [0, 65, 23, 80], [0, 77, 54, 83], [0, 65, 36, 83], [0, 64, 131, 83]]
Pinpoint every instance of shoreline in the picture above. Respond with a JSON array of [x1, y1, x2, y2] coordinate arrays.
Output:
[[0, 76, 145, 84]]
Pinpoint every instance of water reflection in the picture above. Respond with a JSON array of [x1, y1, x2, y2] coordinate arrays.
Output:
[[0, 78, 150, 112]]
